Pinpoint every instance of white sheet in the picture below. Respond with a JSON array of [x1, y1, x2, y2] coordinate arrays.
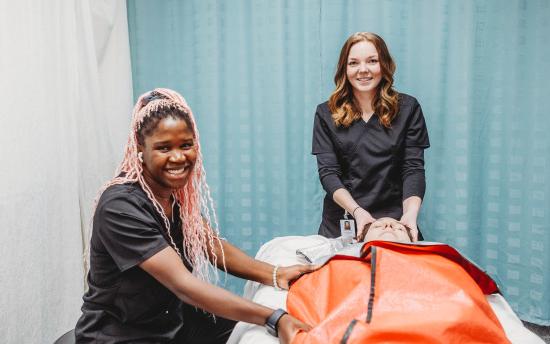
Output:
[[227, 235, 544, 344]]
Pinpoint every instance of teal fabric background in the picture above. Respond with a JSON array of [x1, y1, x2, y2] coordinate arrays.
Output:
[[127, 0, 550, 324]]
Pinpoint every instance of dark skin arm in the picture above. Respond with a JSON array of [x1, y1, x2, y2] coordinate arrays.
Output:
[[140, 246, 311, 343], [202, 219, 319, 289], [211, 239, 318, 289]]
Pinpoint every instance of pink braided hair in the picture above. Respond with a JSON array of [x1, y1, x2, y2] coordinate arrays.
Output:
[[84, 88, 225, 284]]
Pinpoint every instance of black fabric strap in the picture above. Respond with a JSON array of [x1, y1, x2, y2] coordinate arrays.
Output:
[[366, 247, 377, 323], [340, 319, 358, 344]]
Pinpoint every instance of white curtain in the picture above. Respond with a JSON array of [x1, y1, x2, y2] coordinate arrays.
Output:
[[0, 0, 133, 342]]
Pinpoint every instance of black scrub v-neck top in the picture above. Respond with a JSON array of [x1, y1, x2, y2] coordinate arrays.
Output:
[[75, 183, 190, 343], [312, 93, 430, 237]]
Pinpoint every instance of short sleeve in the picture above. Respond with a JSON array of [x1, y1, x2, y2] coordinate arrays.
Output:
[[96, 194, 169, 272], [405, 101, 430, 148], [312, 108, 335, 155]]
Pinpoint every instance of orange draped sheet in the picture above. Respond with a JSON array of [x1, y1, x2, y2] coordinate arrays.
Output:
[[287, 241, 510, 344]]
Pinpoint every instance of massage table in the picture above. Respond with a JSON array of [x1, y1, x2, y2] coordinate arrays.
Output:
[[227, 236, 544, 344]]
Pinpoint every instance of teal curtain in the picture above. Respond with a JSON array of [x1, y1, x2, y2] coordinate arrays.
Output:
[[127, 0, 550, 324]]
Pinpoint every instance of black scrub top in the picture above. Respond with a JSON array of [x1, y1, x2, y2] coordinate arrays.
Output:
[[75, 183, 190, 343], [312, 93, 430, 237]]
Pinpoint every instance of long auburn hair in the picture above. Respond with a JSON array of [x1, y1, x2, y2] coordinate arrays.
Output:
[[328, 32, 399, 128], [84, 88, 225, 284]]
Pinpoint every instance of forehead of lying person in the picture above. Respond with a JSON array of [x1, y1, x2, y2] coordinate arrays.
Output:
[[364, 217, 412, 243]]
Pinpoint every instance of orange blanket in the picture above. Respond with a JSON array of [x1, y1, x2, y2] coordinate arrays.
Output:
[[287, 241, 510, 344]]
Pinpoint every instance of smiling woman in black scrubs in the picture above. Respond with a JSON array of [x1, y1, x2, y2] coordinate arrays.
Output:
[[312, 32, 430, 241], [75, 88, 315, 343]]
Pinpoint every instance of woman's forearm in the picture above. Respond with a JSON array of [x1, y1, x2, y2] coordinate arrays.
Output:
[[210, 239, 320, 291], [212, 240, 273, 286], [402, 195, 422, 218], [178, 270, 273, 324], [332, 188, 359, 213], [333, 188, 371, 218], [140, 247, 273, 325], [203, 218, 274, 286]]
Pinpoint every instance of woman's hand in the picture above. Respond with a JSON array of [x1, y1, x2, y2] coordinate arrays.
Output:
[[399, 212, 419, 241], [354, 207, 376, 240], [278, 314, 312, 344], [277, 264, 320, 290]]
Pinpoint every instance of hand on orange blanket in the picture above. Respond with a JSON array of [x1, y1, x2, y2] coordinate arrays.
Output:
[[278, 314, 312, 344], [277, 264, 321, 290]]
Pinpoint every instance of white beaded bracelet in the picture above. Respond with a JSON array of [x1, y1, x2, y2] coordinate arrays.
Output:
[[273, 265, 282, 290]]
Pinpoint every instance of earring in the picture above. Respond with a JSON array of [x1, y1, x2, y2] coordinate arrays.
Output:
[[138, 152, 143, 163]]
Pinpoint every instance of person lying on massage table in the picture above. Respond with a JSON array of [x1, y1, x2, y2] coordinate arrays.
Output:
[[227, 218, 544, 344]]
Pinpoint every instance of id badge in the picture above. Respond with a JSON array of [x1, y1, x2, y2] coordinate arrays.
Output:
[[340, 219, 355, 245]]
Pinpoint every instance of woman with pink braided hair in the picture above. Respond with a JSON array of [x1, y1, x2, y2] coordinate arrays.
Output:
[[74, 88, 315, 343]]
